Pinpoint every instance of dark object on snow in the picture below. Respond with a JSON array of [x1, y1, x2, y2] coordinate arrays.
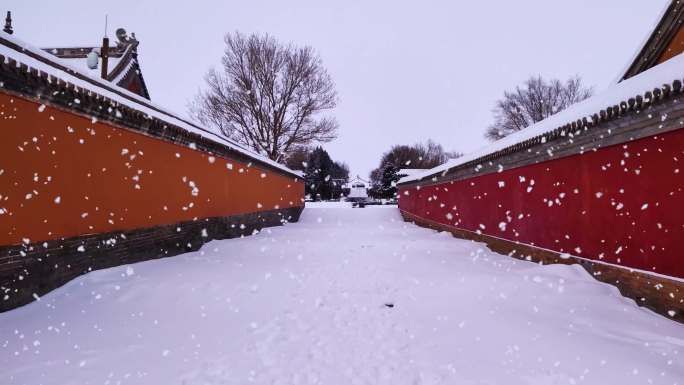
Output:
[[384, 303, 394, 308]]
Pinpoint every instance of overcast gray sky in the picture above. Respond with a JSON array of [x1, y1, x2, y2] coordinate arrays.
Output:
[[10, 0, 669, 177]]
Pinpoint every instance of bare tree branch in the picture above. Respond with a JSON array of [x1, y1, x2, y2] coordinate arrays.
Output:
[[190, 32, 339, 161], [485, 75, 593, 141]]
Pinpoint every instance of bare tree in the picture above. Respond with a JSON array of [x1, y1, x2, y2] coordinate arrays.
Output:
[[485, 76, 593, 141], [377, 139, 461, 170], [283, 146, 311, 171], [191, 32, 338, 161], [369, 139, 462, 195]]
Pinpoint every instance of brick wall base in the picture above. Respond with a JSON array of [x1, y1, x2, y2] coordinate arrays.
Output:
[[0, 206, 304, 312], [400, 210, 684, 324]]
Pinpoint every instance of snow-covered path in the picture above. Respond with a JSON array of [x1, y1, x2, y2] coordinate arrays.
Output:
[[1, 204, 683, 385]]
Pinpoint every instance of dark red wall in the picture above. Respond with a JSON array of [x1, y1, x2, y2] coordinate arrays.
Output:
[[399, 129, 684, 279]]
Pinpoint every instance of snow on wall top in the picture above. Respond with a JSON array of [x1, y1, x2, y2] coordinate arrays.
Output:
[[0, 31, 300, 177], [397, 169, 428, 177], [399, 51, 684, 185]]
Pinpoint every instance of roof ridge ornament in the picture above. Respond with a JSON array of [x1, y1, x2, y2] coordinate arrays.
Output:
[[115, 28, 137, 47], [3, 11, 12, 35]]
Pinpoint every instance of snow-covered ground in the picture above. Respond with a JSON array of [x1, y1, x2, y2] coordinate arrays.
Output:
[[1, 204, 683, 385]]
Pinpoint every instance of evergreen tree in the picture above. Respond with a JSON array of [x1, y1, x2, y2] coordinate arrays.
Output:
[[291, 146, 348, 200], [330, 161, 350, 199], [305, 147, 335, 200], [380, 164, 399, 199]]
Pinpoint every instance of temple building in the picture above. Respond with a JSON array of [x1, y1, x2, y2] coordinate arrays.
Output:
[[345, 176, 369, 202]]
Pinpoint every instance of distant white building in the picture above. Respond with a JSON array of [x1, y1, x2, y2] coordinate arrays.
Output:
[[345, 176, 368, 202]]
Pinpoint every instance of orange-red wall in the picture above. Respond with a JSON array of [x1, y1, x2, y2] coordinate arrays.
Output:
[[0, 92, 304, 246]]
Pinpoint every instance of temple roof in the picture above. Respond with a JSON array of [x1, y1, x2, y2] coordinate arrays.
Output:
[[41, 28, 151, 99], [342, 176, 369, 189], [619, 0, 684, 82]]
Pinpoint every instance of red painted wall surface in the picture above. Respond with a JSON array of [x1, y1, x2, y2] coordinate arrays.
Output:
[[399, 129, 684, 279], [0, 92, 304, 246]]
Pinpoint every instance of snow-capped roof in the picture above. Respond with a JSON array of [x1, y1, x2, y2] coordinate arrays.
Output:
[[399, 51, 684, 185], [0, 31, 299, 177], [42, 46, 124, 79], [615, 0, 682, 84], [348, 175, 369, 185], [40, 28, 151, 99], [397, 168, 427, 177]]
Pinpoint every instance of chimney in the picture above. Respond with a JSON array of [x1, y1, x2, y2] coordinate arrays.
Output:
[[3, 11, 12, 35], [101, 36, 109, 79]]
